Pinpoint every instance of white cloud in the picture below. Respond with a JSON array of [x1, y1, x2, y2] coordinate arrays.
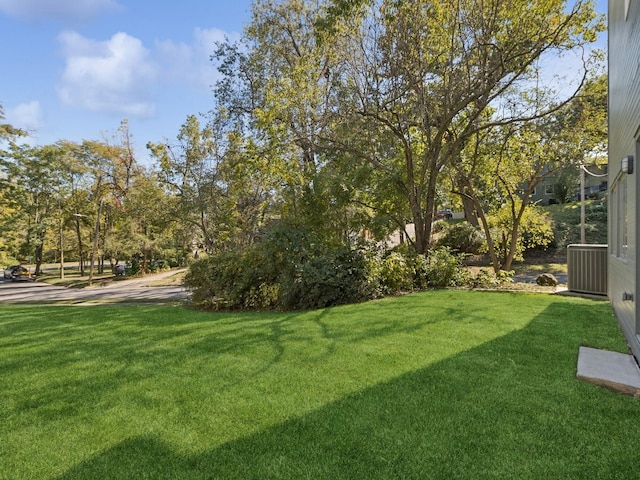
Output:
[[57, 31, 158, 117], [0, 0, 121, 22], [6, 101, 44, 134], [4, 100, 44, 145], [155, 27, 237, 91], [53, 26, 241, 120], [0, 101, 44, 146]]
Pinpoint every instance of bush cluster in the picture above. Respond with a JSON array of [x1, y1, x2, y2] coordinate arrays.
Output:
[[470, 268, 514, 288], [183, 224, 473, 311], [184, 223, 374, 310], [434, 222, 485, 254], [370, 246, 428, 295]]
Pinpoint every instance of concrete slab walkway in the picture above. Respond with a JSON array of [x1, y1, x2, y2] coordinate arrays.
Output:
[[577, 346, 640, 397]]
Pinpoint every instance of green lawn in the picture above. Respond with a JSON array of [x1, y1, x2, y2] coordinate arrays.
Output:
[[1, 291, 639, 479]]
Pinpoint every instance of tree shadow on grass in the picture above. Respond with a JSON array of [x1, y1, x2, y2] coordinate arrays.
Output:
[[3, 296, 456, 418], [55, 300, 640, 480]]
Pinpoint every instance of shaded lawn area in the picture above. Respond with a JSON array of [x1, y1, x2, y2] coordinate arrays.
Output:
[[1, 290, 639, 479]]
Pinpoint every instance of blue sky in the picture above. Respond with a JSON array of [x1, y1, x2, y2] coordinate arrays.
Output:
[[0, 0, 253, 162], [0, 0, 607, 165]]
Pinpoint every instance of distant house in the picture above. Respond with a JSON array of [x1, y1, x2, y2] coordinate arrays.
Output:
[[609, 0, 640, 360], [529, 165, 608, 206]]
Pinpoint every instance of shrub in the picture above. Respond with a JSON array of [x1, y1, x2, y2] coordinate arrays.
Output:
[[471, 268, 514, 288], [519, 207, 555, 252], [280, 247, 371, 310], [128, 258, 141, 276], [375, 249, 429, 295], [426, 247, 471, 288], [484, 203, 554, 262], [183, 257, 220, 308], [379, 251, 415, 293], [184, 226, 374, 311], [435, 222, 485, 254], [430, 219, 447, 234], [183, 246, 280, 310]]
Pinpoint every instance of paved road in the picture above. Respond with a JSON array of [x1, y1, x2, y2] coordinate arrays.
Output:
[[0, 269, 189, 305]]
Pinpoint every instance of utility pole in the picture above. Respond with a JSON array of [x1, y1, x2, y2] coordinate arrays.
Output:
[[580, 165, 586, 244]]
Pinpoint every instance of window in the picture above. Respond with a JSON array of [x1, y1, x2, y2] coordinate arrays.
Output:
[[544, 184, 554, 195]]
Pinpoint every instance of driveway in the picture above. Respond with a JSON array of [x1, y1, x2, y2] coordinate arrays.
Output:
[[0, 269, 189, 305]]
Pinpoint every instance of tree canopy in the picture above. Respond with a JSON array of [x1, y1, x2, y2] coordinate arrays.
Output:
[[0, 2, 607, 301]]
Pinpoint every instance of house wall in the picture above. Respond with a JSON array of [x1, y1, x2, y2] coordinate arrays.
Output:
[[530, 166, 607, 206], [609, 0, 640, 359]]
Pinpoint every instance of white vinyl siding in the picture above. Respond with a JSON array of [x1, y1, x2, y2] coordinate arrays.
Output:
[[609, 0, 640, 359]]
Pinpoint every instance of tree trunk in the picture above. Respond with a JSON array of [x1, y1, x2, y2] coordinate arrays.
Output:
[[88, 197, 103, 286], [500, 201, 527, 271], [461, 195, 479, 227], [74, 216, 85, 276], [475, 203, 501, 273], [34, 243, 43, 276], [409, 191, 429, 254]]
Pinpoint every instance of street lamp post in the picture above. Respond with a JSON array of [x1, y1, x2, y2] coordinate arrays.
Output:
[[88, 197, 104, 287]]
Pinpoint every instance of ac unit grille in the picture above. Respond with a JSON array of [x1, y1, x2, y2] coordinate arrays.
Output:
[[567, 244, 608, 296]]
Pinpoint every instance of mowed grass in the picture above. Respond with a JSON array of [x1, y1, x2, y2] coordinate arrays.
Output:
[[1, 290, 639, 479]]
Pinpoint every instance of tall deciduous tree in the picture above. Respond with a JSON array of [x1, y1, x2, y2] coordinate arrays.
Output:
[[149, 115, 222, 252], [213, 0, 358, 238], [330, 0, 603, 254], [451, 73, 607, 271], [0, 103, 28, 263], [117, 171, 174, 272], [74, 123, 137, 282], [0, 144, 64, 273], [150, 113, 271, 252]]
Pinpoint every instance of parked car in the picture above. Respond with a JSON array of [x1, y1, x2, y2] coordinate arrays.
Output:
[[113, 264, 126, 276], [436, 209, 454, 220], [3, 265, 31, 281]]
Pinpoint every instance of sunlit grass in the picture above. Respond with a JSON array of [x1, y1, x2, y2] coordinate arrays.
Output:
[[1, 291, 637, 479], [144, 270, 186, 286], [31, 266, 117, 288], [511, 262, 568, 275]]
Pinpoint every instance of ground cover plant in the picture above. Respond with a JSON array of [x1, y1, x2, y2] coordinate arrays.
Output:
[[1, 291, 639, 479], [545, 200, 608, 248]]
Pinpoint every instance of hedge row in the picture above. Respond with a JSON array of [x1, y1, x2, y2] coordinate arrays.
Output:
[[183, 225, 470, 311]]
